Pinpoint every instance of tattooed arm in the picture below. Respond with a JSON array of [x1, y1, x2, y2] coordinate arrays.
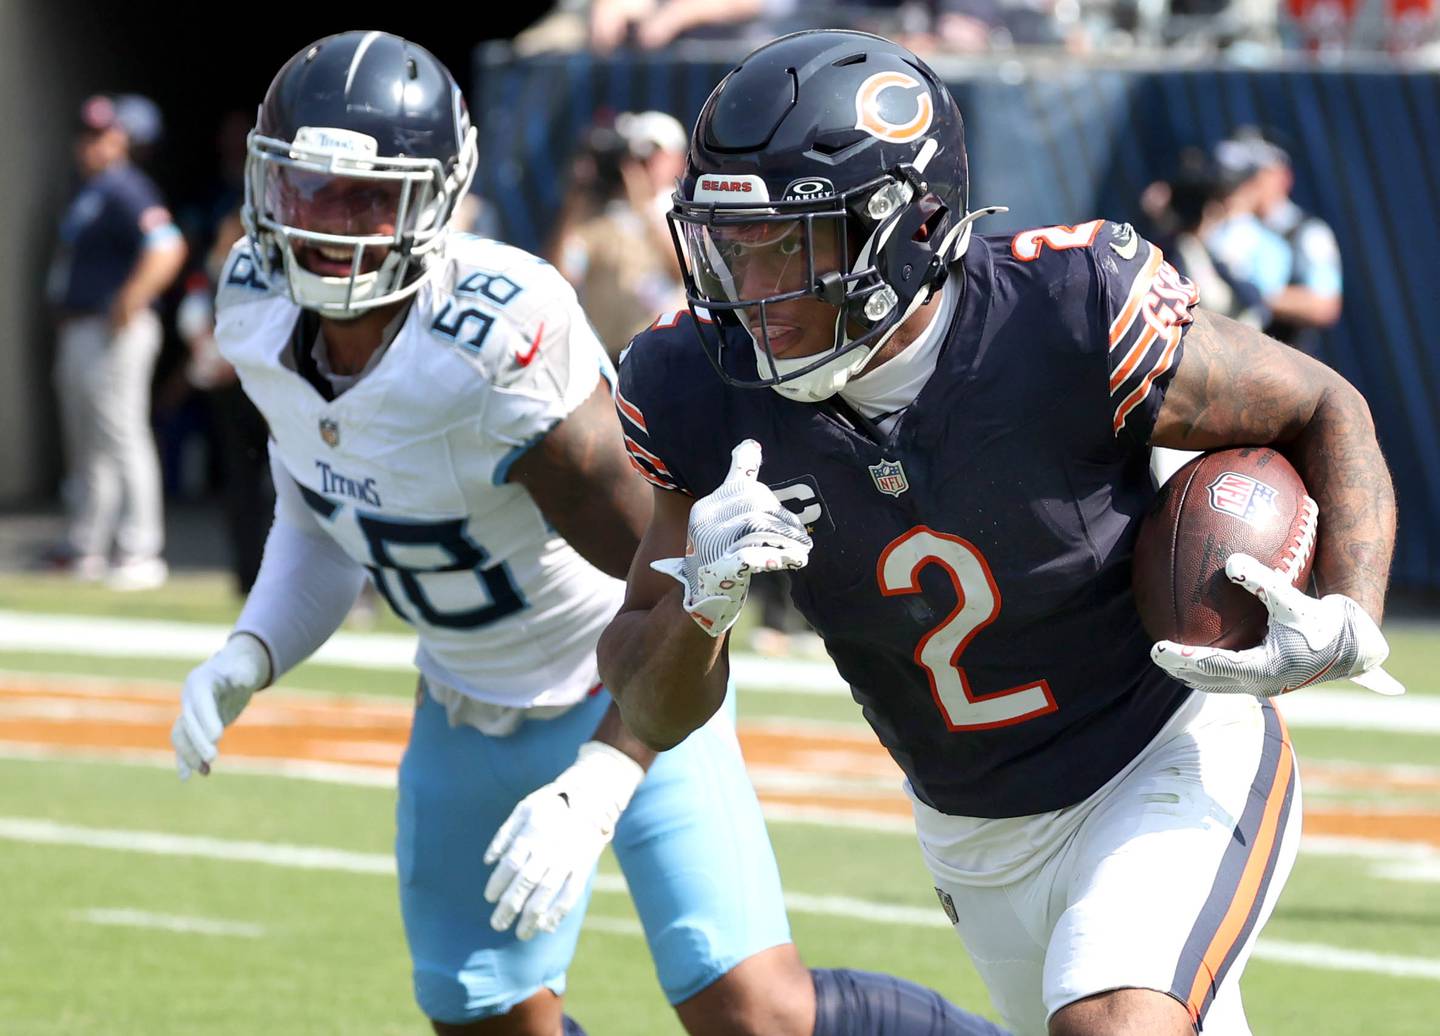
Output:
[[1151, 308, 1396, 622]]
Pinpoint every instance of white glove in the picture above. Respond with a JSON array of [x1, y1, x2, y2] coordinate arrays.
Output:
[[171, 633, 273, 780], [651, 439, 812, 637], [483, 740, 646, 940], [1151, 553, 1405, 698]]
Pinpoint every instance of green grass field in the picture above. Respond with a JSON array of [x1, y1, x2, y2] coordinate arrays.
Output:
[[2, 571, 1438, 1034]]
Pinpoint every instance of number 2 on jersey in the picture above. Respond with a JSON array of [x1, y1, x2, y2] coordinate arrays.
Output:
[[1010, 219, 1104, 262], [878, 527, 1057, 731]]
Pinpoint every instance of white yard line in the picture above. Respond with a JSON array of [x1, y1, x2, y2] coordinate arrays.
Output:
[[0, 741, 399, 787], [73, 908, 264, 938], [578, 919, 1440, 982], [2, 611, 1432, 732], [6, 816, 1439, 981], [1253, 941, 1440, 981], [2, 743, 1438, 868], [576, 915, 644, 937], [1376, 861, 1440, 882], [0, 611, 417, 670], [0, 816, 394, 874]]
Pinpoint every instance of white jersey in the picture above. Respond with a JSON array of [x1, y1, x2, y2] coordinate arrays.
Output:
[[215, 234, 624, 709]]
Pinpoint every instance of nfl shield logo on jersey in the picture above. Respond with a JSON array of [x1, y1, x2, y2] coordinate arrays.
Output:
[[868, 458, 909, 497], [319, 418, 341, 448], [1207, 471, 1278, 528]]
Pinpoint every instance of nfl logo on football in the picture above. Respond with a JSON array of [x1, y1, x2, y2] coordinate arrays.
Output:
[[869, 458, 909, 497], [1207, 471, 1277, 528], [319, 418, 341, 448]]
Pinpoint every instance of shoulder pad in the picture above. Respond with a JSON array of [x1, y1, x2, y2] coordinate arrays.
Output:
[[435, 234, 570, 311], [214, 238, 284, 314], [423, 245, 606, 394], [624, 308, 716, 358]]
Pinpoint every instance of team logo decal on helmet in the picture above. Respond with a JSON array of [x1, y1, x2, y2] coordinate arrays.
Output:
[[853, 71, 933, 144]]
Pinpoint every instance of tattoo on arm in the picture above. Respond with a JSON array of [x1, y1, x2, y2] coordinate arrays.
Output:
[[1153, 309, 1397, 620]]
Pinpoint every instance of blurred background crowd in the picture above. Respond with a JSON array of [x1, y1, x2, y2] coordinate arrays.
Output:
[[0, 0, 1435, 652], [518, 0, 1440, 58]]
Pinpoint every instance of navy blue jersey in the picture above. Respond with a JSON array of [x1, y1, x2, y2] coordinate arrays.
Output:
[[618, 220, 1202, 818], [52, 163, 174, 313]]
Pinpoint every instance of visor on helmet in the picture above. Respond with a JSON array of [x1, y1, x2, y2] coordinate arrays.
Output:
[[244, 126, 473, 316], [265, 166, 416, 240], [248, 137, 444, 247], [681, 215, 848, 311]]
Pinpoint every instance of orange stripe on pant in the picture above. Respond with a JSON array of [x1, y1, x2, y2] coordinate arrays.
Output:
[[1184, 711, 1296, 1025]]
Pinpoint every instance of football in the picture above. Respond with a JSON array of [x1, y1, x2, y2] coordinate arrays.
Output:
[[1132, 448, 1319, 650]]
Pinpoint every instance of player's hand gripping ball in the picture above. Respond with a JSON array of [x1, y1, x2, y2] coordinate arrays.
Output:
[[1136, 448, 1403, 697], [1132, 448, 1316, 650]]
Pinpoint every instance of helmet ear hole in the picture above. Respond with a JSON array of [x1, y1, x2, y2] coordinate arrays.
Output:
[[913, 193, 947, 243]]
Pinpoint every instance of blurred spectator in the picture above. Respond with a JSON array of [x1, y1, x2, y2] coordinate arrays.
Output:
[[549, 112, 688, 358], [175, 210, 274, 595], [45, 94, 187, 590], [1245, 132, 1344, 356], [937, 0, 1075, 50], [1386, 0, 1439, 52], [589, 0, 788, 49], [517, 0, 813, 52], [1284, 0, 1437, 53], [1140, 148, 1268, 328], [852, 0, 1087, 53], [1284, 0, 1359, 52], [1204, 135, 1294, 320], [1212, 131, 1342, 357]]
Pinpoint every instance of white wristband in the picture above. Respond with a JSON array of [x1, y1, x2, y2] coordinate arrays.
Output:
[[571, 740, 647, 825]]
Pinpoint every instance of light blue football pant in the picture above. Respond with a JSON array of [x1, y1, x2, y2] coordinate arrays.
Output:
[[396, 684, 792, 1024]]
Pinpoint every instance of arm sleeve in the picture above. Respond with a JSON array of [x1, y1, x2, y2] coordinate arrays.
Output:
[[233, 448, 368, 678], [1091, 225, 1199, 447]]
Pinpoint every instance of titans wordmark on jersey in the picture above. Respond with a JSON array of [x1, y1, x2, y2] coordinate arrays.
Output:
[[215, 234, 622, 709], [619, 221, 1200, 818]]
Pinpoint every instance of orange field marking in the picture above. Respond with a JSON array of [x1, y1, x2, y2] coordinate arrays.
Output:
[[3, 676, 1439, 847]]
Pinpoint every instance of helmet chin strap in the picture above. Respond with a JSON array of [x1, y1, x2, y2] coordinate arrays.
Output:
[[757, 204, 1008, 404]]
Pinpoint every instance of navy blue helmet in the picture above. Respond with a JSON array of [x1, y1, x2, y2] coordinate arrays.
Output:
[[243, 31, 477, 317], [669, 30, 972, 402]]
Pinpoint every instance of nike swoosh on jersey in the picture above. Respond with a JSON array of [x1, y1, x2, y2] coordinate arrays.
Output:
[[1109, 232, 1139, 261], [516, 322, 544, 366]]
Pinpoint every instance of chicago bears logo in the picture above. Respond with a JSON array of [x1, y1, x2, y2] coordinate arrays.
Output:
[[853, 71, 933, 144], [1207, 472, 1279, 528]]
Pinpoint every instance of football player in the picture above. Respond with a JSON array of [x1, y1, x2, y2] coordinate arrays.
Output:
[[170, 31, 1008, 1036], [598, 29, 1402, 1036]]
